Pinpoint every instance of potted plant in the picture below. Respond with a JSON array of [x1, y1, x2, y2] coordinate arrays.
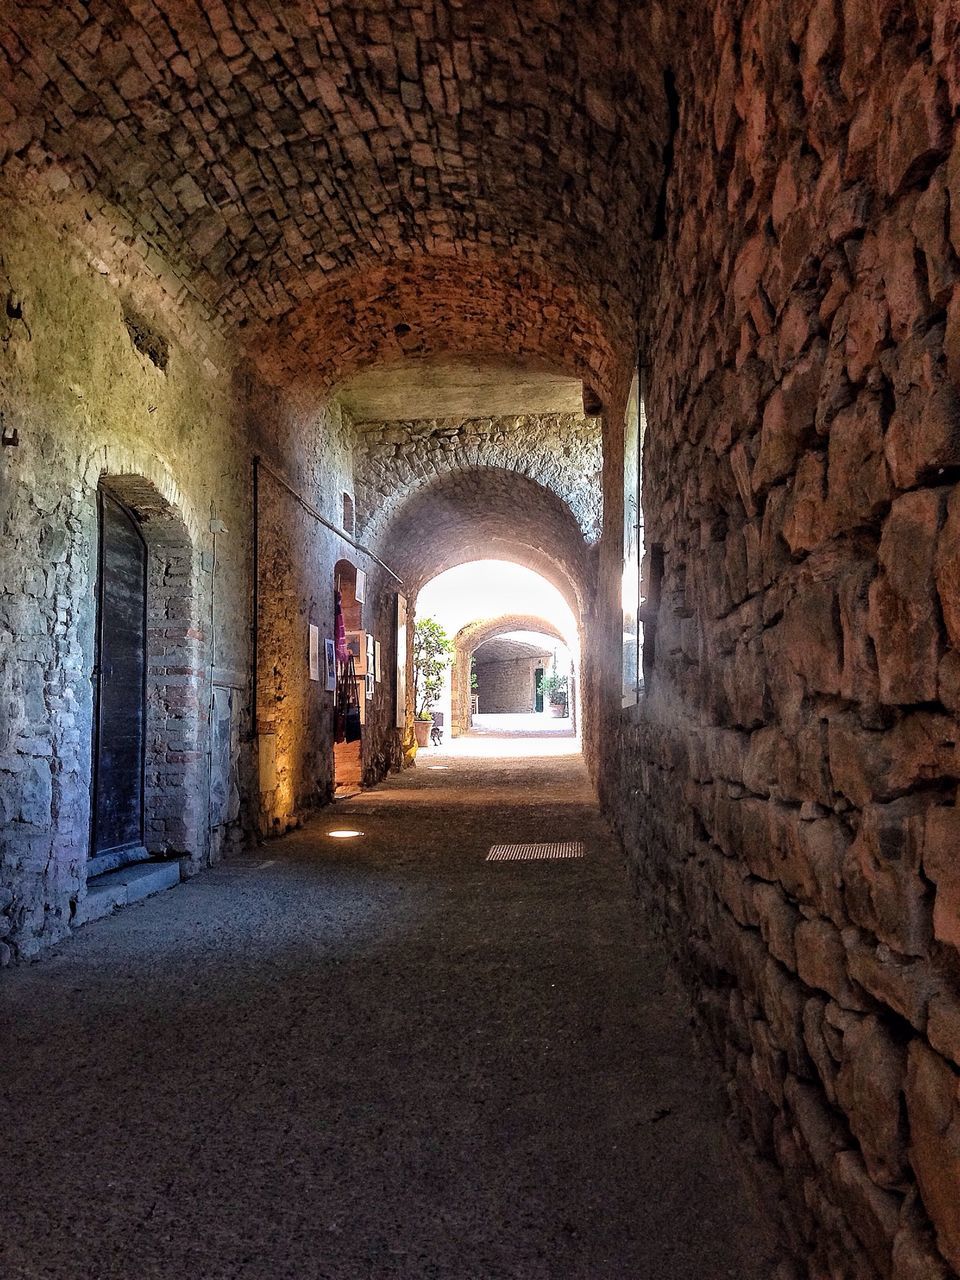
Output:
[[413, 616, 453, 747], [542, 671, 568, 718]]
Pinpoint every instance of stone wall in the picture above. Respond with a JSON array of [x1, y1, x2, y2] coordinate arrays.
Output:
[[352, 412, 603, 546], [0, 186, 250, 961], [609, 3, 960, 1276], [251, 391, 403, 832], [0, 184, 410, 955]]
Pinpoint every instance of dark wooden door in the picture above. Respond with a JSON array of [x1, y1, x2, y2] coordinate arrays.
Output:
[[92, 491, 147, 858]]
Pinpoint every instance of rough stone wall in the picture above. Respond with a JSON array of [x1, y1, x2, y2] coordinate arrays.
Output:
[[610, 3, 960, 1276], [0, 186, 250, 961], [252, 390, 402, 833], [353, 412, 602, 546]]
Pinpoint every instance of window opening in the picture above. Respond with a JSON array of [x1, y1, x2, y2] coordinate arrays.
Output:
[[622, 368, 646, 705]]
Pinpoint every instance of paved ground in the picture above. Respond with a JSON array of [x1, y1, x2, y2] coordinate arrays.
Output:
[[469, 712, 574, 738], [1, 738, 778, 1279]]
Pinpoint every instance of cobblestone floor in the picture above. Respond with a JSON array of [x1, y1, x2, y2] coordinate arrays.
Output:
[[1, 738, 777, 1279]]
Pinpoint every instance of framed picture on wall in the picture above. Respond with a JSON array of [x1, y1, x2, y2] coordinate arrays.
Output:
[[366, 633, 375, 681], [346, 630, 368, 673], [355, 569, 366, 604], [374, 639, 382, 682], [366, 673, 374, 701], [324, 638, 336, 692], [309, 624, 320, 682]]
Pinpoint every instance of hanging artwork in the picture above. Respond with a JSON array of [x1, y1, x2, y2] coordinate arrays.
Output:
[[355, 568, 366, 603], [324, 638, 336, 692], [309, 624, 320, 682], [374, 639, 382, 682]]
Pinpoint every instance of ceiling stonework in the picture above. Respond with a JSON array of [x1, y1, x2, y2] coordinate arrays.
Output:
[[0, 2, 667, 383]]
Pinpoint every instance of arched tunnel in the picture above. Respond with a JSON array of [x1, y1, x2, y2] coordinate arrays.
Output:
[[2, 2, 960, 1277]]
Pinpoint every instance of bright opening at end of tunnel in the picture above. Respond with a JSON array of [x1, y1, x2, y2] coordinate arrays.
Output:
[[415, 561, 581, 754]]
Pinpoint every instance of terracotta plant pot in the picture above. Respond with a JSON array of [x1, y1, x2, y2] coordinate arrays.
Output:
[[414, 719, 432, 747], [549, 702, 567, 718]]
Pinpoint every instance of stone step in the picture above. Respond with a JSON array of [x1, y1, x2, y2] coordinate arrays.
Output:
[[77, 860, 181, 926]]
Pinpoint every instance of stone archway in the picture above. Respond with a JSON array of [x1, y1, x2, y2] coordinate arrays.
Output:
[[370, 467, 593, 618], [368, 468, 591, 749], [450, 614, 568, 737], [352, 407, 603, 550]]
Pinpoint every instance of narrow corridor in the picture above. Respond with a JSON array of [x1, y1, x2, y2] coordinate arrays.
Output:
[[1, 741, 774, 1279]]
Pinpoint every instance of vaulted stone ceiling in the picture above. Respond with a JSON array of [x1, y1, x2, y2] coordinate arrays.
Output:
[[0, 1, 669, 385], [475, 635, 553, 662], [371, 466, 592, 611]]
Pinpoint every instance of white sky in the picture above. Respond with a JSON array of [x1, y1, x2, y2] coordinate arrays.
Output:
[[416, 561, 579, 650]]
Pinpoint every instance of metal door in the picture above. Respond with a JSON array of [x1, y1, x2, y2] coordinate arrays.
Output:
[[91, 491, 147, 859]]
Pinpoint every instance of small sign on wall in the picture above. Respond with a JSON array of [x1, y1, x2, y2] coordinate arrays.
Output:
[[346, 630, 368, 673], [309, 624, 320, 681], [324, 638, 336, 692], [355, 568, 366, 603], [374, 639, 382, 682]]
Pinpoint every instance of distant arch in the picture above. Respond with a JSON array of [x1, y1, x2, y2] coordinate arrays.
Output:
[[451, 614, 567, 737]]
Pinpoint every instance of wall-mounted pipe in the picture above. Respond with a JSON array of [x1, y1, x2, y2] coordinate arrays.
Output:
[[254, 455, 403, 583]]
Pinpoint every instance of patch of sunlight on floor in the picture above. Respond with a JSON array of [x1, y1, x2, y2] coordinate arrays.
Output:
[[421, 713, 581, 759]]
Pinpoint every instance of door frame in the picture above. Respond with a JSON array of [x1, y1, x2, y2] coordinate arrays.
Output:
[[90, 487, 149, 868]]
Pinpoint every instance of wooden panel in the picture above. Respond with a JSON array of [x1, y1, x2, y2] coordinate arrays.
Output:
[[92, 493, 146, 857]]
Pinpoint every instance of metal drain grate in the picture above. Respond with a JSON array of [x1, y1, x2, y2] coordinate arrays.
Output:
[[486, 842, 584, 861]]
